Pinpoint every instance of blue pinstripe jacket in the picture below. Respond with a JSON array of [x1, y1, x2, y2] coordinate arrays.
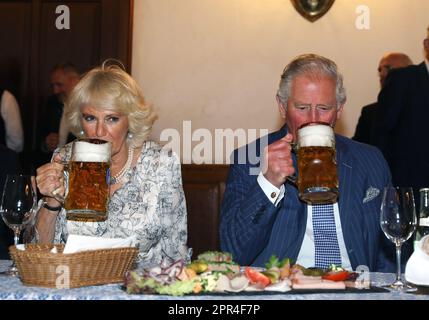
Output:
[[220, 125, 395, 272]]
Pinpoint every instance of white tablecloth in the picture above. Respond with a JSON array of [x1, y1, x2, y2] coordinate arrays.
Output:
[[0, 260, 428, 300]]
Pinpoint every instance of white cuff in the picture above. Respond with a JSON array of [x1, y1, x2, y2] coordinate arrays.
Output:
[[257, 172, 285, 206]]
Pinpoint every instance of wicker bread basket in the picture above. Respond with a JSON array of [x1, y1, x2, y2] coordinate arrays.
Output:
[[9, 244, 139, 288]]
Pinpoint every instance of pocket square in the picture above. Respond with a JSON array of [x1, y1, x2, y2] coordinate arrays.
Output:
[[363, 187, 380, 203]]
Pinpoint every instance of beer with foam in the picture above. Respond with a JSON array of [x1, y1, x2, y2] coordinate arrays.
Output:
[[296, 123, 338, 204], [64, 139, 111, 221]]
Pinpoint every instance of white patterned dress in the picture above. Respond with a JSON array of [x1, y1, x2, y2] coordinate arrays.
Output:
[[49, 141, 189, 268]]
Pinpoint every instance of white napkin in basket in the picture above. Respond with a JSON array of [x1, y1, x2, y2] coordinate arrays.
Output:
[[63, 234, 137, 254]]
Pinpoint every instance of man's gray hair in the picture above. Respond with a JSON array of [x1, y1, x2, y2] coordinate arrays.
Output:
[[276, 54, 347, 108]]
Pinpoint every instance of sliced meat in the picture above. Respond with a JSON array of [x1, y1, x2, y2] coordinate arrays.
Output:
[[290, 273, 322, 282], [292, 279, 346, 290], [265, 279, 292, 292]]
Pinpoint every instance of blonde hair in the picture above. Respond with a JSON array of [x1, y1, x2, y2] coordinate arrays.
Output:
[[64, 62, 157, 148]]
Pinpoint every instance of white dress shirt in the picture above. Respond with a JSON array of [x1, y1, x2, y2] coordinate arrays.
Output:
[[258, 174, 351, 269], [257, 172, 285, 206], [0, 90, 24, 153], [296, 204, 351, 269]]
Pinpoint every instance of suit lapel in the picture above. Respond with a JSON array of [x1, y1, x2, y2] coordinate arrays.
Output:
[[336, 138, 359, 267], [418, 62, 429, 106], [337, 137, 352, 222]]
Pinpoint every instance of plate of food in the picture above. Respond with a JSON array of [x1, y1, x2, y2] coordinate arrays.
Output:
[[123, 251, 382, 296]]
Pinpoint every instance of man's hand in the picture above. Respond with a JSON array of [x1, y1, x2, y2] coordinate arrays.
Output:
[[262, 133, 295, 188], [45, 133, 59, 152]]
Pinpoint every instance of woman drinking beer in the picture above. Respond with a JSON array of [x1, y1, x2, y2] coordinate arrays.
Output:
[[35, 62, 189, 267]]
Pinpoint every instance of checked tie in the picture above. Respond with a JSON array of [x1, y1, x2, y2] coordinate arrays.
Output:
[[312, 204, 342, 268]]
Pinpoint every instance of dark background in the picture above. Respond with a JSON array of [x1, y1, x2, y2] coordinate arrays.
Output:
[[0, 0, 133, 173]]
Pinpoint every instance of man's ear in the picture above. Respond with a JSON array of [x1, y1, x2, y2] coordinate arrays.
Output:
[[276, 96, 287, 119], [336, 104, 344, 120]]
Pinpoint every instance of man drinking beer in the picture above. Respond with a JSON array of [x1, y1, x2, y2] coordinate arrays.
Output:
[[220, 54, 395, 272]]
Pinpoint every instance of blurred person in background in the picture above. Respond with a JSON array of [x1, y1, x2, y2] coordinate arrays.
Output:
[[37, 62, 80, 166], [0, 89, 23, 153], [353, 52, 412, 145], [374, 26, 429, 197]]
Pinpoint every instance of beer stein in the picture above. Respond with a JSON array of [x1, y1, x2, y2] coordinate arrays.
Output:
[[56, 138, 111, 222], [295, 122, 339, 204]]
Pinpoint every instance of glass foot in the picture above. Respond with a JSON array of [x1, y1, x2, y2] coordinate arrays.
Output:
[[383, 280, 417, 293], [0, 264, 19, 277]]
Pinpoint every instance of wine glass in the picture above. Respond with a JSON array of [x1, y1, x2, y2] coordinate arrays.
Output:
[[0, 174, 37, 276], [380, 186, 417, 292]]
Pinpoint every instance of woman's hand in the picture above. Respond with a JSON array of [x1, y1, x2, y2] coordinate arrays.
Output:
[[35, 154, 65, 205], [261, 133, 296, 188]]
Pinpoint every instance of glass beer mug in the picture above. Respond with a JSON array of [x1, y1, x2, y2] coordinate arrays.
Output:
[[56, 138, 111, 222], [295, 122, 339, 204]]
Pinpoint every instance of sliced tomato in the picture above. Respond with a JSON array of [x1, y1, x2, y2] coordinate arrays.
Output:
[[244, 267, 271, 287], [322, 270, 350, 282]]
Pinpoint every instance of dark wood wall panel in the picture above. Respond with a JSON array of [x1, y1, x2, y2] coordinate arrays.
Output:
[[184, 183, 220, 259], [0, 0, 132, 173], [39, 2, 101, 97], [182, 164, 229, 259], [100, 0, 132, 67], [0, 2, 32, 99]]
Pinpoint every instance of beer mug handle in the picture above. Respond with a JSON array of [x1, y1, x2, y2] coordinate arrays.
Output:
[[52, 161, 69, 204], [286, 174, 297, 185], [286, 142, 298, 185]]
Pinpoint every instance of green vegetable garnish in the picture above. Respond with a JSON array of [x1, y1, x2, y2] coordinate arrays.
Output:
[[265, 255, 293, 269], [328, 264, 345, 272]]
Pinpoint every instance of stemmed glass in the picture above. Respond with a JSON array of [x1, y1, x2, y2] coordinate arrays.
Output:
[[0, 174, 37, 276], [380, 186, 417, 292]]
